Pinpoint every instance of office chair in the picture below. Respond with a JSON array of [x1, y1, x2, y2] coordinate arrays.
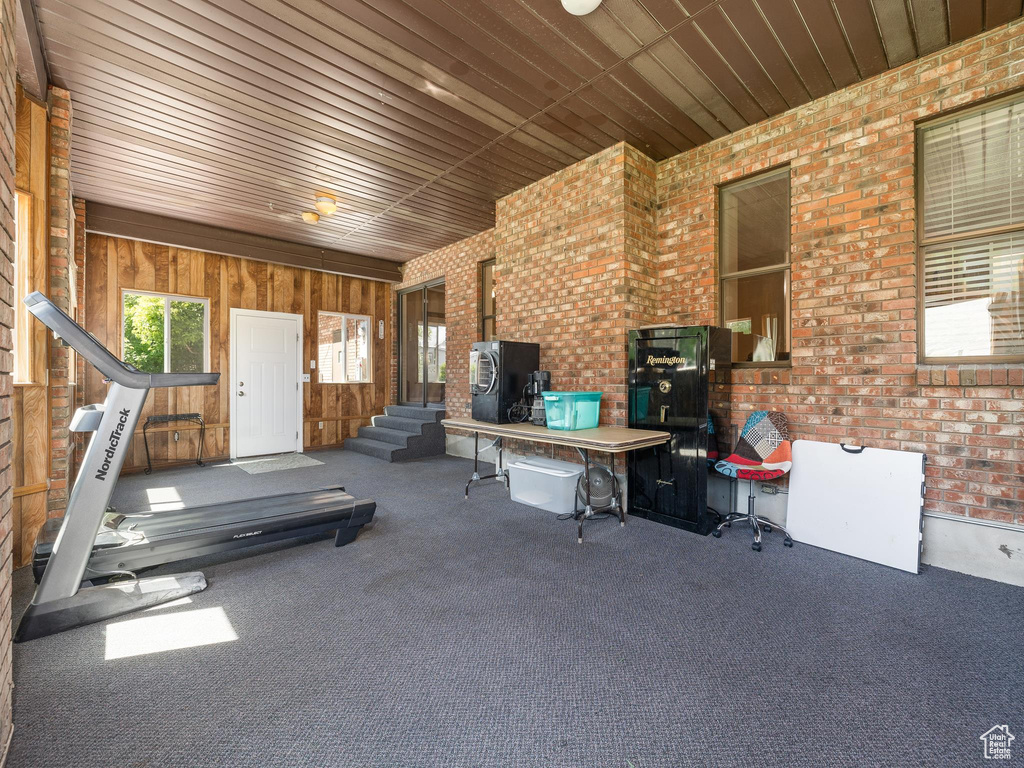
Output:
[[712, 411, 794, 551]]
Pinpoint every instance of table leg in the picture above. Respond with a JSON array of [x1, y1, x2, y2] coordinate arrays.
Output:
[[578, 448, 591, 544], [465, 431, 479, 499], [143, 420, 153, 475], [499, 441, 507, 488], [613, 451, 625, 527], [465, 434, 507, 499], [196, 417, 206, 467]]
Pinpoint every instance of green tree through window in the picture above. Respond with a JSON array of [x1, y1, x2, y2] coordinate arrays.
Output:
[[123, 292, 207, 373], [123, 293, 165, 372], [170, 300, 206, 373]]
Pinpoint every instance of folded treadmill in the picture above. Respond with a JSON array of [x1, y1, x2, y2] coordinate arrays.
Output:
[[16, 292, 377, 642]]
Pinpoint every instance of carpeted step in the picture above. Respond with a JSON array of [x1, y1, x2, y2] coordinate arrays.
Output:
[[372, 415, 436, 433], [357, 426, 412, 446], [385, 405, 446, 422], [343, 437, 401, 462], [346, 407, 447, 463]]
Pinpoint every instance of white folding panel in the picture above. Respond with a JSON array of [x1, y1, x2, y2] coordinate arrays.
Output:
[[787, 440, 925, 573]]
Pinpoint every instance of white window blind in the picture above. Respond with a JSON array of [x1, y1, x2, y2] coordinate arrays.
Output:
[[920, 97, 1024, 359]]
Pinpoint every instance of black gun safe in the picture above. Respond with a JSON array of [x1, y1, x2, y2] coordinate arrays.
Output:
[[627, 326, 731, 535]]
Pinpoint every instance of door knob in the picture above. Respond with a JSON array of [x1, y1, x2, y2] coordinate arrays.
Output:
[[239, 381, 244, 386], [237, 391, 245, 396]]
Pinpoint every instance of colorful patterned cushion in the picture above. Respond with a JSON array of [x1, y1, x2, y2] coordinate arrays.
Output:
[[707, 416, 719, 466], [715, 411, 792, 481]]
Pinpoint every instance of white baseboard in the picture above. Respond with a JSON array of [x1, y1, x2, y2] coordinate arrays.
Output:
[[921, 514, 1024, 587]]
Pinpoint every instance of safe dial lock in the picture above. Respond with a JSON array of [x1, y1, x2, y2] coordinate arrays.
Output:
[[658, 380, 672, 394]]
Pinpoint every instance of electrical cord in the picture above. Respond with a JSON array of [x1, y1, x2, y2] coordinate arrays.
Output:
[[507, 384, 533, 423], [556, 510, 616, 522], [507, 402, 531, 423]]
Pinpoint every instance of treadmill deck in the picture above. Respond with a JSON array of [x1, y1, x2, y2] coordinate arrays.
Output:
[[33, 487, 375, 582]]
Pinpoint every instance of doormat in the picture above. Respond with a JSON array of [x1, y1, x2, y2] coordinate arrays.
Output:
[[231, 453, 325, 475]]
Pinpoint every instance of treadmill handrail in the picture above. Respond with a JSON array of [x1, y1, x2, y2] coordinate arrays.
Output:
[[24, 292, 220, 389]]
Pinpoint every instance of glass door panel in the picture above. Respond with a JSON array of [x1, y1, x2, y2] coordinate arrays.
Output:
[[399, 282, 446, 407], [400, 289, 425, 405], [425, 284, 446, 405]]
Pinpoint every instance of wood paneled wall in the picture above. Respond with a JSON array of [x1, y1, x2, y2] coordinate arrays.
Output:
[[85, 235, 392, 472], [12, 85, 51, 568]]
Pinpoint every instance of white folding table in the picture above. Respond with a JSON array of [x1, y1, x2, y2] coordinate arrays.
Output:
[[441, 418, 669, 543]]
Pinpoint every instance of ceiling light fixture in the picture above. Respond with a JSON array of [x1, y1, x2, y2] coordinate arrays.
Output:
[[315, 196, 338, 215], [301, 211, 320, 224], [561, 0, 602, 15]]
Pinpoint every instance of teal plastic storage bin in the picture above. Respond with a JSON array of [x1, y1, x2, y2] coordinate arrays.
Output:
[[542, 391, 602, 431]]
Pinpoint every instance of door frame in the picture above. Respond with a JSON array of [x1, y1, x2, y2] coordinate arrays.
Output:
[[397, 278, 445, 407], [229, 307, 304, 460]]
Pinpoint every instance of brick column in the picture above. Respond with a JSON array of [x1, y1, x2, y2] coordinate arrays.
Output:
[[72, 197, 86, 470], [46, 87, 72, 518], [0, 0, 19, 753]]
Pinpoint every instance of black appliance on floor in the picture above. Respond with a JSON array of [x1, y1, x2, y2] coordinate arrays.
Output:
[[470, 340, 540, 423], [627, 326, 731, 535]]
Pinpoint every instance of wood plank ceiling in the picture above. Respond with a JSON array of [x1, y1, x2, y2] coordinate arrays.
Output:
[[33, 0, 1024, 262]]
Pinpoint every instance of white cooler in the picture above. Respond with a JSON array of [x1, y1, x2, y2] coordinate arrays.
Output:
[[508, 457, 584, 515]]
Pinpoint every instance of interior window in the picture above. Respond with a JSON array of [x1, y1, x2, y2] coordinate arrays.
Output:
[[13, 191, 32, 382], [318, 311, 371, 383], [122, 291, 209, 373], [480, 259, 496, 341], [919, 95, 1024, 361], [719, 167, 791, 364]]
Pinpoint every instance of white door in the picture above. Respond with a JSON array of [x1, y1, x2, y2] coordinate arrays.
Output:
[[232, 310, 301, 458]]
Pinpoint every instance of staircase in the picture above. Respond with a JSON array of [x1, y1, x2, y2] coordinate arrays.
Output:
[[344, 405, 446, 462]]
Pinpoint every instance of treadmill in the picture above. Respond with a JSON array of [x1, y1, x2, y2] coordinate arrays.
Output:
[[16, 292, 376, 642]]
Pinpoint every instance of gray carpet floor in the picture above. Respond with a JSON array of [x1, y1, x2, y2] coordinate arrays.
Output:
[[9, 450, 1023, 767]]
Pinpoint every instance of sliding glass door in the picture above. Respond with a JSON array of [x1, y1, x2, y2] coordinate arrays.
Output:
[[399, 281, 446, 407]]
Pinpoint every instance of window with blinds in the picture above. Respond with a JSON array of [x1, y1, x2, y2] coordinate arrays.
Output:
[[919, 95, 1024, 361]]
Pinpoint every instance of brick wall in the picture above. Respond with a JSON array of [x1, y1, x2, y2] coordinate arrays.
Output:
[[0, 0, 17, 753], [72, 197, 86, 467], [397, 19, 1024, 527], [495, 144, 657, 426], [396, 145, 659, 427], [656, 19, 1024, 525], [47, 87, 73, 518], [393, 228, 494, 418]]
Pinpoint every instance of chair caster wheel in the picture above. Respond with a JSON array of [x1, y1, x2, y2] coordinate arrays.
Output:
[[712, 530, 722, 538], [784, 537, 794, 548], [764, 524, 772, 533], [752, 542, 762, 552]]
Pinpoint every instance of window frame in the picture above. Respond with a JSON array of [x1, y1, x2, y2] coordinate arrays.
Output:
[[120, 289, 211, 374], [479, 258, 496, 341], [717, 165, 792, 368], [13, 190, 34, 384], [316, 310, 373, 384], [916, 91, 1024, 364]]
